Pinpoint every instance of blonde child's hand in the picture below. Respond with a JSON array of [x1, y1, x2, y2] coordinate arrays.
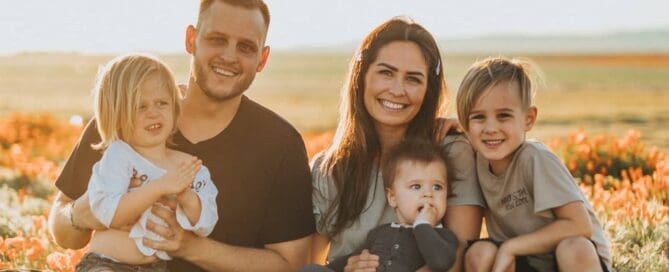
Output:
[[159, 157, 201, 195], [417, 202, 439, 226]]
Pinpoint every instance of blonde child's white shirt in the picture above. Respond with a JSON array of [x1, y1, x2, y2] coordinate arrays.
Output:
[[476, 140, 611, 271], [87, 140, 218, 260]]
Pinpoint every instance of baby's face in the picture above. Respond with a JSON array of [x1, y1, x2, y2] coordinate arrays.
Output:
[[386, 160, 448, 225]]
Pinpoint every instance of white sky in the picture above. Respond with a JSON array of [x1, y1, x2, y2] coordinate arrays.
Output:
[[2, 0, 668, 54]]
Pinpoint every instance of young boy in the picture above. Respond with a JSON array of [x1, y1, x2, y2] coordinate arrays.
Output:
[[457, 57, 612, 272], [303, 140, 458, 272]]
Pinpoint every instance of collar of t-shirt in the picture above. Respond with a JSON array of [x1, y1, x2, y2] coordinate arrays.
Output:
[[391, 220, 444, 229]]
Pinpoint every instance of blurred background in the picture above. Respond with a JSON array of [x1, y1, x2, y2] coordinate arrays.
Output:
[[0, 1, 668, 270], [1, 0, 668, 149]]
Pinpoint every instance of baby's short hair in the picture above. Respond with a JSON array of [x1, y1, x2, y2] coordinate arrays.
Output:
[[382, 139, 449, 191], [456, 57, 537, 131]]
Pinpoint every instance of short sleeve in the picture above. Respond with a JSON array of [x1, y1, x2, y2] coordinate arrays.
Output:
[[175, 165, 219, 237], [55, 119, 103, 200], [311, 153, 335, 236], [526, 143, 584, 214], [441, 135, 484, 207], [87, 142, 133, 227], [258, 135, 315, 244]]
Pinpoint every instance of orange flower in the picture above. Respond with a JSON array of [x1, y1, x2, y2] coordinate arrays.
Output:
[[46, 251, 72, 271], [26, 237, 44, 262]]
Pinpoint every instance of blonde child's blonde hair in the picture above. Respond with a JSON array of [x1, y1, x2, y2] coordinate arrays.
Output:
[[456, 57, 538, 130], [92, 53, 181, 150]]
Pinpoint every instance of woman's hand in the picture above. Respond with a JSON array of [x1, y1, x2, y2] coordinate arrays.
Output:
[[434, 118, 463, 143], [344, 249, 379, 272]]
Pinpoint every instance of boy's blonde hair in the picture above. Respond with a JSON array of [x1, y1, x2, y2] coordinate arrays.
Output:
[[92, 53, 181, 150], [456, 57, 537, 130]]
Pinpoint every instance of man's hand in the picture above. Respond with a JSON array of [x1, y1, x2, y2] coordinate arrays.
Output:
[[344, 249, 379, 272], [143, 196, 195, 257]]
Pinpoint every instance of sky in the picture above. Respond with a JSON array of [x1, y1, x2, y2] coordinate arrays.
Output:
[[2, 0, 668, 54]]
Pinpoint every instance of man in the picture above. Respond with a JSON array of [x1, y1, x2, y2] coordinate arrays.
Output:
[[47, 0, 315, 270]]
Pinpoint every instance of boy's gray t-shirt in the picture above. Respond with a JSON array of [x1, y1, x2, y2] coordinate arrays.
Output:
[[476, 140, 611, 271], [312, 134, 484, 261]]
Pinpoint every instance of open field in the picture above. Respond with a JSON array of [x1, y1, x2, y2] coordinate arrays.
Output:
[[1, 52, 668, 150], [0, 52, 668, 270]]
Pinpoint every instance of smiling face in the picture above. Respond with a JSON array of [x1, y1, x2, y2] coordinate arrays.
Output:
[[363, 41, 428, 133], [465, 80, 537, 175], [187, 1, 270, 101], [386, 160, 448, 225], [125, 73, 175, 152]]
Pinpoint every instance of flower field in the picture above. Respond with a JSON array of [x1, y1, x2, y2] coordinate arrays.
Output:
[[1, 113, 667, 271]]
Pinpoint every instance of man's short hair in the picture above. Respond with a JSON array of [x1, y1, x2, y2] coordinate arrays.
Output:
[[198, 0, 270, 28]]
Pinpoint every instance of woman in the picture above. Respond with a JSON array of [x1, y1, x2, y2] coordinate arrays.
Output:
[[310, 17, 483, 271]]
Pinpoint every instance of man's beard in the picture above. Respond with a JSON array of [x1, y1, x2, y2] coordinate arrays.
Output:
[[191, 57, 252, 102]]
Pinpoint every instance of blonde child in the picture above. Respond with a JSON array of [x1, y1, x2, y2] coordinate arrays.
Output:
[[303, 140, 458, 272], [457, 57, 611, 272], [75, 54, 218, 271]]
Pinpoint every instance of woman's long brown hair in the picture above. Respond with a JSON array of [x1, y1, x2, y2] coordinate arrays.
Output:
[[319, 17, 446, 238]]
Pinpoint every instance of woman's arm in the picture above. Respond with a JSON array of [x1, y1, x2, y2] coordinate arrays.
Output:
[[444, 205, 483, 272]]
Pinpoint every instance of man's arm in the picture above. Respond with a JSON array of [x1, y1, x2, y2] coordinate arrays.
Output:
[[47, 191, 105, 249], [311, 232, 330, 264], [145, 202, 311, 271], [48, 119, 105, 249], [185, 233, 311, 271], [444, 205, 483, 272]]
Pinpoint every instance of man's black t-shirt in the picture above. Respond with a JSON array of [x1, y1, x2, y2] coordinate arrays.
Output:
[[56, 96, 315, 271]]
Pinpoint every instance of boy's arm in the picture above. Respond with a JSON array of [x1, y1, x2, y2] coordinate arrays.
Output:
[[493, 201, 591, 270], [414, 224, 459, 272]]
